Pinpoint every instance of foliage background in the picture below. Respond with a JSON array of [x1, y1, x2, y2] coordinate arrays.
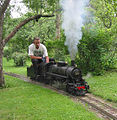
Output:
[[3, 0, 117, 74]]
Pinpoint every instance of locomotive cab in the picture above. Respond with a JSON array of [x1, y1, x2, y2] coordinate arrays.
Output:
[[27, 58, 55, 80]]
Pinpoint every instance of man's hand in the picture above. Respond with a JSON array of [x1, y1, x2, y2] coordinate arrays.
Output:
[[46, 56, 49, 63]]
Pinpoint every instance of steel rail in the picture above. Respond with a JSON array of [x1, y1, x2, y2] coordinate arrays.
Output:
[[79, 97, 117, 120]]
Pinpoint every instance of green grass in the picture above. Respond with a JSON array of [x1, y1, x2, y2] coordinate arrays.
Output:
[[0, 75, 100, 120], [86, 72, 117, 104], [3, 58, 31, 76]]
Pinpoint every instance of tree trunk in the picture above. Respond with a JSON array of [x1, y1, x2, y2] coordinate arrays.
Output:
[[56, 13, 61, 39], [0, 45, 4, 87], [0, 15, 5, 87], [0, 0, 11, 87], [55, 0, 61, 39]]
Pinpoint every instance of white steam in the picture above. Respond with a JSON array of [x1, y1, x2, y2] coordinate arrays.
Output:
[[61, 0, 89, 59]]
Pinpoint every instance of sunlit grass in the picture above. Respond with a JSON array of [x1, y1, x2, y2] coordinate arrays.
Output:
[[0, 75, 100, 120], [3, 58, 31, 76], [86, 71, 117, 104]]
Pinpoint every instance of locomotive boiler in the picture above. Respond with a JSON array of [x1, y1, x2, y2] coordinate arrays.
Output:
[[27, 59, 89, 96]]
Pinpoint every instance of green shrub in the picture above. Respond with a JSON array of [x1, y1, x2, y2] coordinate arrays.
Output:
[[3, 47, 12, 61], [101, 47, 117, 70], [46, 31, 69, 61], [12, 52, 28, 66], [77, 25, 113, 75]]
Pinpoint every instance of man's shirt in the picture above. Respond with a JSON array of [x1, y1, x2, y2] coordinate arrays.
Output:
[[28, 43, 48, 57]]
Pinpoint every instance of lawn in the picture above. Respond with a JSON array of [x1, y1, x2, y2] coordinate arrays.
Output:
[[86, 71, 117, 104], [0, 75, 101, 120], [3, 58, 31, 76]]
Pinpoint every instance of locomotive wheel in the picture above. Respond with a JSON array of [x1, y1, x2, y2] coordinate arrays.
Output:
[[66, 84, 75, 95]]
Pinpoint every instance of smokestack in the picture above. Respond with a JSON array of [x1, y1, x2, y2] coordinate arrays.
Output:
[[71, 60, 75, 66]]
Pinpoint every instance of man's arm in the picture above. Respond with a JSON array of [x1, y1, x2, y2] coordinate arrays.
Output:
[[30, 55, 42, 60], [28, 45, 42, 60], [46, 56, 49, 63], [42, 45, 49, 63]]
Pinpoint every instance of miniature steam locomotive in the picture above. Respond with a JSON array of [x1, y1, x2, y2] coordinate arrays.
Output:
[[27, 59, 89, 96]]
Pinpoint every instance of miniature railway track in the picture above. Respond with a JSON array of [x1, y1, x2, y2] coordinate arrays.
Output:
[[79, 94, 117, 120], [4, 72, 117, 120]]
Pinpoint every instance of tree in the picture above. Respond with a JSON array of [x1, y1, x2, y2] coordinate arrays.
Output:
[[24, 0, 61, 39], [90, 0, 117, 28], [76, 0, 117, 75], [0, 0, 55, 87], [0, 0, 10, 87], [55, 0, 61, 39]]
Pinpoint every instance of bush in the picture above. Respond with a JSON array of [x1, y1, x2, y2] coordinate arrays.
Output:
[[101, 43, 117, 70], [3, 47, 12, 61], [77, 25, 113, 75], [46, 31, 69, 61], [12, 52, 28, 66]]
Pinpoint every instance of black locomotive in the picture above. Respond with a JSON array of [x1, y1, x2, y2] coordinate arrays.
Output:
[[27, 59, 89, 96]]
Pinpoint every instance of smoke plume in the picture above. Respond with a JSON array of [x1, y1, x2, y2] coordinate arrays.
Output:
[[61, 0, 89, 60]]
